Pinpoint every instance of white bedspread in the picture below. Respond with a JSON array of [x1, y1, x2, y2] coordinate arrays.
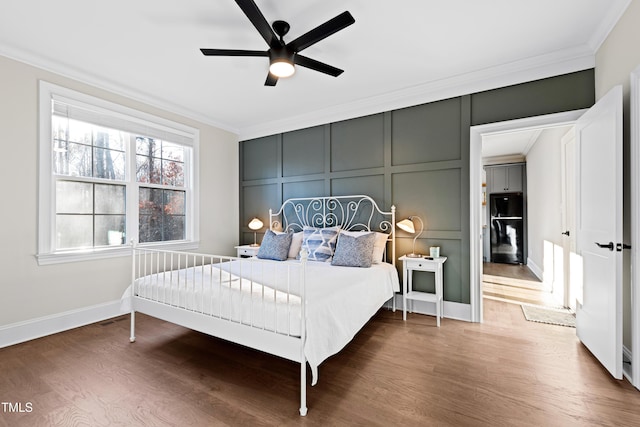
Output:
[[293, 261, 399, 384], [122, 259, 399, 385]]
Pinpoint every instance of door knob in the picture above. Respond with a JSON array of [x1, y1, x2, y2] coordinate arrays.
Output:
[[561, 230, 570, 236], [595, 242, 614, 251]]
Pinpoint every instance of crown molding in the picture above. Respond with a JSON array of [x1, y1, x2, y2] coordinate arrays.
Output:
[[587, 0, 632, 52], [238, 45, 595, 140], [0, 40, 595, 142], [483, 155, 526, 166], [0, 45, 240, 136], [522, 129, 543, 156]]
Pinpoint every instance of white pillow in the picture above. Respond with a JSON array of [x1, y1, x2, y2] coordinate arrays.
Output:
[[288, 231, 304, 259], [372, 232, 389, 263]]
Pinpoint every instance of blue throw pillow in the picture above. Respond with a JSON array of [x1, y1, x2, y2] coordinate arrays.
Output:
[[301, 226, 340, 262], [256, 230, 293, 261], [331, 232, 376, 268]]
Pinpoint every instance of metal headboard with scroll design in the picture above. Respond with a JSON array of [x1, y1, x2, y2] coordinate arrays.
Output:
[[269, 195, 396, 265]]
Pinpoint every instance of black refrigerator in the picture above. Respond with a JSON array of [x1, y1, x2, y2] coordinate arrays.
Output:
[[490, 193, 524, 264]]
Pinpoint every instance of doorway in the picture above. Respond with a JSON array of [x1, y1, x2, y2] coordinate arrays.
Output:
[[469, 110, 587, 323], [481, 124, 574, 309], [471, 87, 629, 386]]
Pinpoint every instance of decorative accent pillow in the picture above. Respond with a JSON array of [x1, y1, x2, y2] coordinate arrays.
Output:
[[372, 232, 389, 264], [301, 226, 340, 262], [331, 231, 376, 268], [288, 231, 304, 259], [257, 229, 293, 261]]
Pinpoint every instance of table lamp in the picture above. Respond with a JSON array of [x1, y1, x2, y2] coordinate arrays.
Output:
[[397, 216, 424, 258], [248, 217, 263, 247]]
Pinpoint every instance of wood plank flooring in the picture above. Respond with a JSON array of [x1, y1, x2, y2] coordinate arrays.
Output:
[[2, 301, 640, 426], [483, 262, 559, 307], [483, 262, 542, 282]]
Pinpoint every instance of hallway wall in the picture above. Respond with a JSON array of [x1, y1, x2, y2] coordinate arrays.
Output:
[[525, 127, 571, 291]]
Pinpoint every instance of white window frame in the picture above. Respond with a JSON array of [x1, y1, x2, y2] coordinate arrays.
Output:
[[37, 81, 200, 265]]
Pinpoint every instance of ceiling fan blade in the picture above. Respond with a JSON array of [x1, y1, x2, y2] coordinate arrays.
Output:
[[200, 48, 268, 57], [287, 11, 355, 53], [235, 0, 280, 48], [264, 72, 278, 86], [295, 55, 343, 77]]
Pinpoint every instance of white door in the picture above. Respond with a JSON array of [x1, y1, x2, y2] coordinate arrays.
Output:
[[575, 85, 623, 379], [561, 129, 578, 311]]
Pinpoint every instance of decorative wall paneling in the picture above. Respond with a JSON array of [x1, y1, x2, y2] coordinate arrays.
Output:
[[239, 69, 595, 310]]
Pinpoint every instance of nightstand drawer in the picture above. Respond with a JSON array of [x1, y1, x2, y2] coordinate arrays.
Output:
[[404, 257, 442, 270], [235, 245, 260, 258]]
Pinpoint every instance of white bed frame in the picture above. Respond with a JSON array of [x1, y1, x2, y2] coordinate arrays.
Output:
[[128, 195, 396, 416]]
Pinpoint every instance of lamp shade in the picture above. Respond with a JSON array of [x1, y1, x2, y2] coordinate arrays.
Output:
[[396, 218, 416, 234], [248, 218, 264, 230]]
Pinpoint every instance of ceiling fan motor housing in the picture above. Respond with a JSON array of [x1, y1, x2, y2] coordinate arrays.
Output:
[[269, 47, 296, 77], [269, 46, 295, 64]]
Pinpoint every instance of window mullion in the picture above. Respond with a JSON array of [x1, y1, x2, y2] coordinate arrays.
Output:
[[92, 183, 96, 247], [127, 135, 139, 245]]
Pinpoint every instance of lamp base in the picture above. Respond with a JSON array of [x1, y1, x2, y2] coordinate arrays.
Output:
[[249, 243, 260, 247], [405, 253, 422, 258]]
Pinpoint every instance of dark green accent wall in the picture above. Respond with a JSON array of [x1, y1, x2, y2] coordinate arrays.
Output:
[[238, 69, 595, 304], [470, 70, 595, 125]]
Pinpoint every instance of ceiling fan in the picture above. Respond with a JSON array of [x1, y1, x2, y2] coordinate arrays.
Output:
[[200, 0, 355, 86]]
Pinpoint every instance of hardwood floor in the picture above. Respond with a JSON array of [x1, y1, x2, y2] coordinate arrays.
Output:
[[2, 302, 640, 426], [483, 262, 541, 282], [483, 262, 558, 307]]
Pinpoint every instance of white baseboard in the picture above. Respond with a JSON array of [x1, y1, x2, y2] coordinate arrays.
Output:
[[386, 295, 472, 322], [406, 299, 472, 322], [0, 300, 123, 349], [526, 257, 544, 282], [624, 344, 632, 362], [623, 344, 633, 384]]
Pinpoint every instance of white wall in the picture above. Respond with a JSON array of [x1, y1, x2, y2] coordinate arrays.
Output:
[[595, 1, 640, 99], [525, 127, 570, 289], [595, 0, 640, 350], [0, 54, 239, 330]]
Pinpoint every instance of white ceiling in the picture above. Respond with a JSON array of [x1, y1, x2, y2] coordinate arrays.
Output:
[[483, 129, 543, 159], [0, 1, 630, 140], [482, 125, 573, 161]]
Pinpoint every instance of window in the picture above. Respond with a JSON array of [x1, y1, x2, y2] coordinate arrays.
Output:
[[136, 137, 187, 243], [38, 82, 199, 264]]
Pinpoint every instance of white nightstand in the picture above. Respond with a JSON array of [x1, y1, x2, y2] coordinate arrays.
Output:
[[235, 245, 260, 258], [399, 255, 447, 326]]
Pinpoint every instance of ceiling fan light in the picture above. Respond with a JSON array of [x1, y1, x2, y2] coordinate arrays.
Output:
[[269, 60, 295, 78]]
